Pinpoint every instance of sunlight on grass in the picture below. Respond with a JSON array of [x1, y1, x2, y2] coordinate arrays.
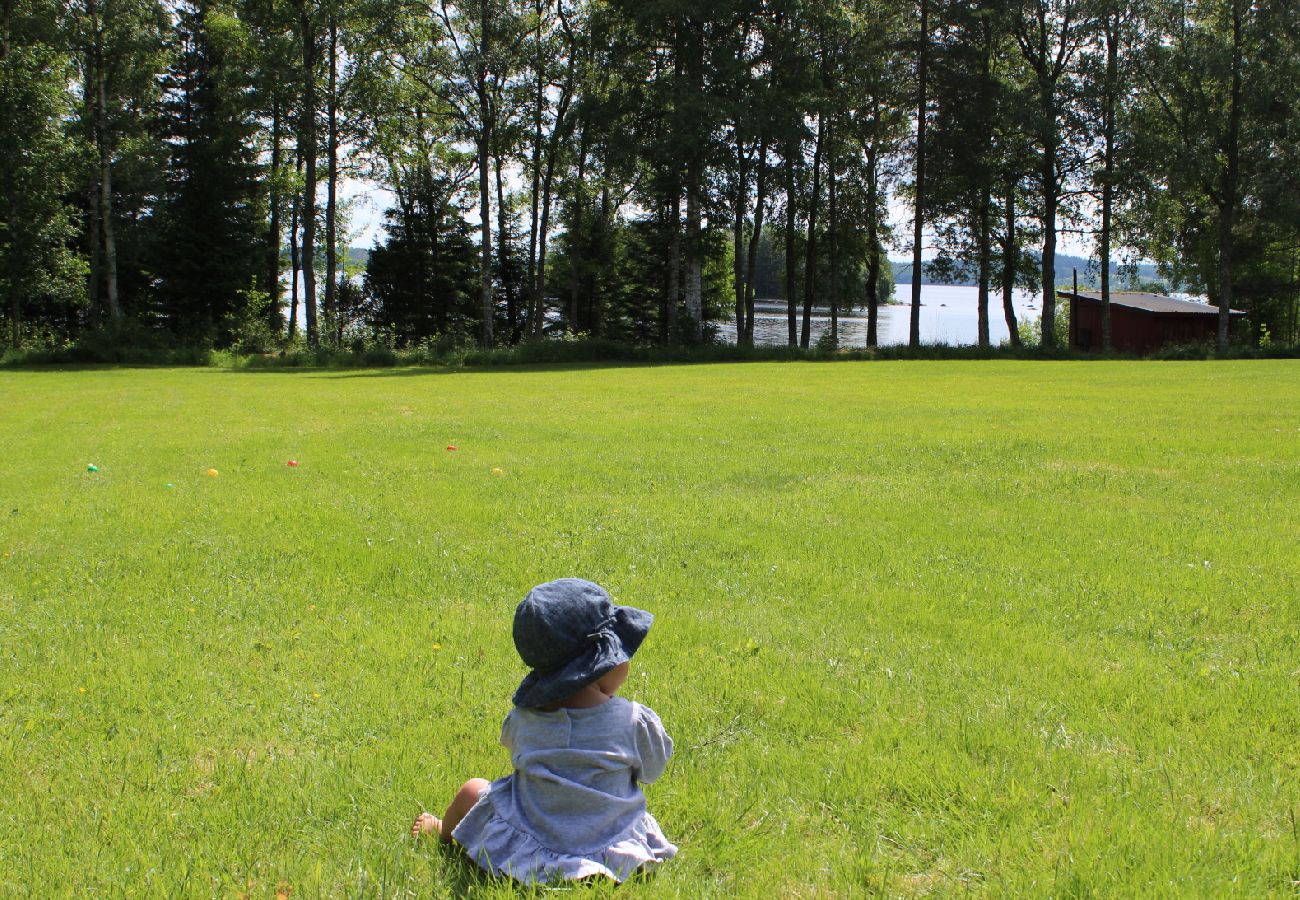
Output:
[[1, 361, 1298, 896]]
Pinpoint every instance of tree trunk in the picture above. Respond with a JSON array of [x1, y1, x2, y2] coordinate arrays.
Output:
[[8, 168, 18, 346], [475, 0, 494, 349], [744, 131, 768, 349], [268, 99, 283, 330], [85, 41, 101, 315], [1001, 176, 1021, 347], [976, 27, 992, 349], [665, 178, 681, 343], [2, 0, 19, 341], [801, 110, 824, 349], [910, 0, 928, 349], [288, 152, 301, 340], [526, 1, 543, 338], [1099, 11, 1118, 352], [495, 151, 516, 342], [299, 4, 318, 348], [977, 186, 991, 348], [784, 148, 797, 346], [8, 282, 18, 349], [567, 123, 589, 332], [865, 126, 881, 349], [425, 170, 445, 335], [94, 18, 120, 321], [324, 12, 338, 344], [1039, 81, 1058, 347], [534, 138, 560, 339], [733, 140, 748, 343], [529, 72, 572, 340], [477, 122, 493, 348], [596, 183, 613, 335], [1216, 0, 1243, 355], [684, 156, 703, 340], [828, 123, 839, 347]]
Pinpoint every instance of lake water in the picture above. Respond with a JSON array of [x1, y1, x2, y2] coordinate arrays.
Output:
[[715, 284, 1043, 347], [283, 280, 1043, 347]]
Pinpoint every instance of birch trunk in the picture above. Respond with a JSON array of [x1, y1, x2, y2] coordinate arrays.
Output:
[[268, 100, 283, 329], [801, 110, 823, 349], [743, 132, 769, 349], [665, 180, 681, 342], [909, 0, 928, 348], [733, 141, 748, 341], [477, 119, 493, 347], [324, 13, 338, 344], [1216, 0, 1243, 355], [299, 3, 318, 347], [1099, 11, 1117, 351], [288, 153, 301, 339], [828, 123, 839, 347], [495, 152, 515, 341], [91, 3, 120, 321], [784, 150, 797, 347], [977, 186, 991, 348], [1001, 177, 1021, 347], [684, 157, 703, 340]]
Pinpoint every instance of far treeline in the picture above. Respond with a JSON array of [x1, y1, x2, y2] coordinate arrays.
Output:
[[2, 0, 1298, 359]]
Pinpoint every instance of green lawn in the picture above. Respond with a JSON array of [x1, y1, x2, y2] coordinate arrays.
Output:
[[2, 361, 1298, 897]]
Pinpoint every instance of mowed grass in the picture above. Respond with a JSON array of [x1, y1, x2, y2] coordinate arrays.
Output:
[[1, 361, 1298, 898]]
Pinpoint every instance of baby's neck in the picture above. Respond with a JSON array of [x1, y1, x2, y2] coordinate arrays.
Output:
[[542, 683, 618, 712]]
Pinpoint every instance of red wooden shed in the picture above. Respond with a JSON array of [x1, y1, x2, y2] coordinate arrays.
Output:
[[1059, 290, 1246, 355]]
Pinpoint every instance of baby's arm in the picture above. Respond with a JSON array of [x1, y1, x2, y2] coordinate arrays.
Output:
[[632, 703, 674, 784]]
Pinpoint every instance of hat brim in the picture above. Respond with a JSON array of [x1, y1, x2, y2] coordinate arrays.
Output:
[[512, 605, 653, 709]]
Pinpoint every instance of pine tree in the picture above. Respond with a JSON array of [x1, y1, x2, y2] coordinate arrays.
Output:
[[152, 0, 266, 344]]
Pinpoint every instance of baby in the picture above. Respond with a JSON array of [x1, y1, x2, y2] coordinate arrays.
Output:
[[412, 578, 677, 884]]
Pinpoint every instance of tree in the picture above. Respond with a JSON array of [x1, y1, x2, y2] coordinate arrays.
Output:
[[74, 0, 168, 325], [296, 0, 320, 346], [0, 4, 85, 348], [151, 0, 265, 341], [1010, 0, 1092, 347], [1131, 0, 1291, 352], [928, 0, 1009, 348], [842, 0, 910, 348]]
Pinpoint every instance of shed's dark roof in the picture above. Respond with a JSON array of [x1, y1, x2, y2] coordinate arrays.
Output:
[[1058, 290, 1244, 315]]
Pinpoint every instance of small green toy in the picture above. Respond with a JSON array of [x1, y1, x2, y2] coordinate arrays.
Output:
[[86, 464, 99, 473]]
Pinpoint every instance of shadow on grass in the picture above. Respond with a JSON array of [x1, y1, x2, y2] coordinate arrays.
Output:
[[222, 361, 688, 378], [427, 841, 657, 896], [9, 337, 1292, 375]]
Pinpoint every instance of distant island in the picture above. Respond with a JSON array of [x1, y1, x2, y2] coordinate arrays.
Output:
[[890, 253, 1165, 289]]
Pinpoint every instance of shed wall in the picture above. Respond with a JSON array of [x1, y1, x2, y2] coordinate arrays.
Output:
[[1069, 298, 1225, 354]]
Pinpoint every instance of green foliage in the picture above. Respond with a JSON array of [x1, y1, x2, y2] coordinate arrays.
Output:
[[0, 40, 87, 347], [1126, 0, 1300, 341], [148, 0, 265, 343], [1018, 295, 1071, 349], [2, 0, 1299, 356], [362, 203, 481, 347], [226, 280, 281, 354]]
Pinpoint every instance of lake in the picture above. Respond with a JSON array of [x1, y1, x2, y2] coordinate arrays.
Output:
[[715, 284, 1043, 347]]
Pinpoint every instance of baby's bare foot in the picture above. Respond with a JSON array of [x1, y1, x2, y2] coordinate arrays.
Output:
[[411, 812, 442, 839]]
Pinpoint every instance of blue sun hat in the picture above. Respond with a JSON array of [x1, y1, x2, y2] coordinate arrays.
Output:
[[512, 579, 654, 709]]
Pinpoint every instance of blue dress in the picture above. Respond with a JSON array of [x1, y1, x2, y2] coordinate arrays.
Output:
[[451, 697, 677, 884]]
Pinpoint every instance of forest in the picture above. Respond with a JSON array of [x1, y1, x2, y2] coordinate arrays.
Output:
[[1, 0, 1297, 357]]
